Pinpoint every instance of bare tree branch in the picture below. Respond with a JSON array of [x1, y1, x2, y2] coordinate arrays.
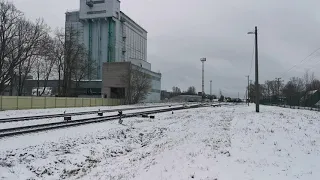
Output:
[[0, 1, 50, 95], [121, 65, 151, 104]]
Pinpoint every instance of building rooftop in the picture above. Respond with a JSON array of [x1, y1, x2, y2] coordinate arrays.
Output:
[[65, 10, 147, 34], [66, 9, 79, 14]]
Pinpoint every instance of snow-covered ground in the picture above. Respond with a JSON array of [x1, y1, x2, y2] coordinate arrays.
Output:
[[0, 105, 184, 130], [0, 105, 319, 180], [0, 102, 179, 119]]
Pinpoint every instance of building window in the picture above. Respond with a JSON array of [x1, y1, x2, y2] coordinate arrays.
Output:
[[93, 0, 105, 4], [87, 10, 106, 15]]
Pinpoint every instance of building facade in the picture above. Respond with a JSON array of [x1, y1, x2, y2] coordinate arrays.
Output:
[[65, 0, 161, 102], [66, 0, 148, 79], [102, 62, 161, 103]]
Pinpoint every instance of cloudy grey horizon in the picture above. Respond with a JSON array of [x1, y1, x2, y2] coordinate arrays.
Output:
[[14, 0, 320, 98]]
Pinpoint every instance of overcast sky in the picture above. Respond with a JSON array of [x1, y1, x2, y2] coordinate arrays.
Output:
[[14, 0, 320, 97]]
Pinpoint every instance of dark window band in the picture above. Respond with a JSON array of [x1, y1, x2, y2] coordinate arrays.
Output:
[[93, 0, 105, 4], [87, 10, 106, 15]]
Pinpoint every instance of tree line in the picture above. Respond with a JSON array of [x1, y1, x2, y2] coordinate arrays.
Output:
[[162, 86, 217, 100], [248, 71, 320, 107], [0, 1, 95, 97]]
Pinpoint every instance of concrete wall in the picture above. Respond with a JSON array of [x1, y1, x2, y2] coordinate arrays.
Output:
[[102, 62, 130, 98], [0, 96, 122, 110], [102, 62, 161, 102]]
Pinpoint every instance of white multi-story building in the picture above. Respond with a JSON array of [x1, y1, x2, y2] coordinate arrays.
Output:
[[65, 0, 161, 102]]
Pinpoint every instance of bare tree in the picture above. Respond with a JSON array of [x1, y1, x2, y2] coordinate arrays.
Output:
[[248, 83, 265, 103], [303, 70, 319, 92], [51, 29, 64, 96], [33, 55, 56, 96], [0, 1, 23, 94], [303, 71, 313, 91], [282, 77, 305, 106], [52, 27, 93, 97], [186, 86, 196, 95], [122, 65, 152, 104], [264, 80, 278, 97], [18, 31, 53, 96], [310, 79, 320, 90], [172, 86, 181, 95], [0, 1, 49, 95], [219, 89, 224, 102], [72, 56, 97, 95], [15, 55, 36, 95]]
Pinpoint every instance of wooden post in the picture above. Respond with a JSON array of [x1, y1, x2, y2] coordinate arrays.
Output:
[[65, 97, 67, 108], [55, 97, 57, 108]]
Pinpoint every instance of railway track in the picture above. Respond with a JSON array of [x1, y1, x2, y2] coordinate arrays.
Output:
[[0, 104, 179, 123], [0, 104, 203, 138]]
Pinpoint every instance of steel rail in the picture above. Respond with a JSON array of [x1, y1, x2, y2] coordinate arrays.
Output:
[[0, 104, 203, 138], [0, 104, 178, 123]]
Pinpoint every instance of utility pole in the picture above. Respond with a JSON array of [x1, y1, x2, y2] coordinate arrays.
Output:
[[275, 78, 282, 96], [248, 26, 259, 112], [246, 75, 250, 106], [250, 80, 253, 103], [254, 26, 259, 112], [200, 58, 206, 102], [210, 80, 212, 96], [275, 77, 284, 104]]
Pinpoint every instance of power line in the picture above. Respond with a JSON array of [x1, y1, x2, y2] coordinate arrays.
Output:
[[306, 57, 320, 71], [280, 47, 320, 78]]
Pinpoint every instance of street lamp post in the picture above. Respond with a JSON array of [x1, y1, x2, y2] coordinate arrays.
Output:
[[248, 26, 259, 112], [210, 80, 212, 96], [200, 58, 206, 102], [210, 80, 213, 102]]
